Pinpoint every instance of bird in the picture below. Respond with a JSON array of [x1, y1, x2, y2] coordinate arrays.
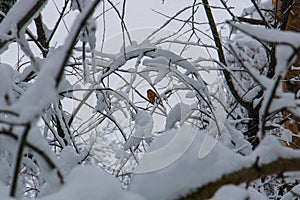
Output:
[[147, 89, 157, 104]]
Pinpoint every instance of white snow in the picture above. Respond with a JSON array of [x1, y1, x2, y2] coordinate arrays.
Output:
[[164, 103, 192, 131], [0, 64, 15, 106], [275, 45, 295, 75], [123, 109, 154, 150], [94, 90, 109, 113], [229, 22, 300, 48], [223, 122, 252, 155], [281, 184, 300, 200], [39, 166, 145, 200], [134, 125, 197, 173], [129, 128, 249, 200], [129, 129, 300, 200], [0, 181, 13, 200], [0, 158, 10, 186], [212, 185, 267, 200], [0, 0, 47, 53], [10, 50, 61, 123]]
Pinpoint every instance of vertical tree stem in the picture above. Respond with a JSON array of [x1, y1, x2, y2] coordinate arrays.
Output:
[[201, 0, 248, 108], [10, 123, 31, 197]]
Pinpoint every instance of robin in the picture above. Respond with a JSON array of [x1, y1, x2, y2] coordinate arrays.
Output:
[[147, 89, 157, 104]]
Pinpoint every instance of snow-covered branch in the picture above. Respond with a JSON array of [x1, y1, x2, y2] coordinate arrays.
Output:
[[0, 0, 48, 53], [130, 131, 300, 200], [181, 155, 300, 199]]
